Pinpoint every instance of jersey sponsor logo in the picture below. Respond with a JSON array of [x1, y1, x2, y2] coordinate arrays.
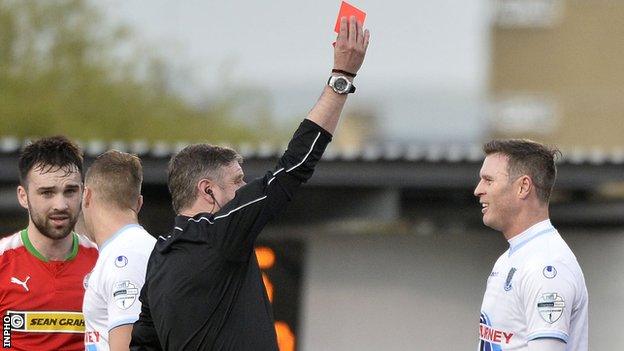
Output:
[[479, 313, 513, 351], [543, 265, 557, 279], [10, 276, 30, 292], [115, 255, 128, 268], [479, 324, 514, 344], [5, 311, 85, 333], [537, 292, 565, 323], [503, 267, 516, 291], [85, 331, 100, 351], [113, 280, 139, 309], [85, 330, 101, 343]]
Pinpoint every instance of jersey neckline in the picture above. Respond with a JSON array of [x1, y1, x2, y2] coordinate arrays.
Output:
[[508, 219, 555, 256], [99, 224, 143, 253], [20, 229, 79, 262]]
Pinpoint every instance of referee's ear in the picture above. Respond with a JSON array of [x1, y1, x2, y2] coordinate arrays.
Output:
[[197, 179, 214, 203]]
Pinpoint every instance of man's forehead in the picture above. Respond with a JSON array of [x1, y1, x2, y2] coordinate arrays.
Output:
[[27, 164, 82, 186], [223, 161, 243, 172], [481, 153, 509, 174], [213, 161, 243, 181], [224, 161, 243, 174]]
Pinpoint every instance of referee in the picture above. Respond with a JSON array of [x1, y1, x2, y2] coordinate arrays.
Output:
[[130, 16, 370, 350]]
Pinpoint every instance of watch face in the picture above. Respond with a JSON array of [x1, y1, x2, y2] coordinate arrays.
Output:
[[334, 77, 348, 92]]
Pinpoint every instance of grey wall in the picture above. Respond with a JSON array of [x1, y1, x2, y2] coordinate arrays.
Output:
[[300, 228, 624, 350]]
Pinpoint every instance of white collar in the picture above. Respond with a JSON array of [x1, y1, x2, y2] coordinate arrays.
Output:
[[508, 219, 555, 256]]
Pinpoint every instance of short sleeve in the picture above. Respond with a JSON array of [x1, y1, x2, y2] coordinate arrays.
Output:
[[519, 262, 578, 343], [102, 249, 150, 331]]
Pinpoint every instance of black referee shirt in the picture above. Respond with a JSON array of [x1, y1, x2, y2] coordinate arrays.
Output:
[[130, 119, 332, 350]]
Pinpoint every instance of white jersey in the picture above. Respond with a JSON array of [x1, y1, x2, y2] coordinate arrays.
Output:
[[83, 224, 156, 351], [478, 220, 588, 351]]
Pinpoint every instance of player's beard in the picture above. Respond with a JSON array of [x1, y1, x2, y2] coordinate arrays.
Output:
[[28, 200, 78, 241]]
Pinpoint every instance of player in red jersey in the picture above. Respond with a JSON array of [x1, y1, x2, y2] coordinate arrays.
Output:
[[0, 136, 98, 351]]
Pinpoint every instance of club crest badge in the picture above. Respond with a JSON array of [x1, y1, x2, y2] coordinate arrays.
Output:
[[537, 292, 565, 323], [504, 267, 517, 291]]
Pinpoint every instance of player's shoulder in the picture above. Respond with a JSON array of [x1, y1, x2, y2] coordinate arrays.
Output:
[[0, 232, 25, 272], [518, 249, 567, 272], [103, 226, 156, 259], [76, 233, 98, 250], [129, 225, 157, 242], [527, 232, 575, 261], [96, 240, 154, 285], [117, 225, 156, 250], [0, 231, 23, 256], [518, 246, 582, 284], [493, 249, 511, 267], [76, 233, 99, 260]]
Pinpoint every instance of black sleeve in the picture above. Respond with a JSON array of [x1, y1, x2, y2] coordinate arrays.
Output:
[[212, 119, 332, 260], [130, 262, 163, 351]]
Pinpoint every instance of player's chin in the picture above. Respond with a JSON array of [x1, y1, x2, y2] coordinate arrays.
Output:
[[44, 223, 73, 240], [482, 212, 496, 229]]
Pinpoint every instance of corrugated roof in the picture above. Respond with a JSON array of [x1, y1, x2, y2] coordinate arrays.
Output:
[[3, 136, 624, 164]]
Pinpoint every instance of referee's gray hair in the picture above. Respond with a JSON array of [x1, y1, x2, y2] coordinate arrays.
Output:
[[483, 139, 560, 203], [167, 144, 242, 213]]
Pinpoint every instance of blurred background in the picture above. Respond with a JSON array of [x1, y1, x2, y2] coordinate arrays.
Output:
[[1, 0, 624, 349]]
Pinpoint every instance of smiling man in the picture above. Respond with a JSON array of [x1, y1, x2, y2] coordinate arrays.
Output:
[[474, 140, 588, 351], [0, 136, 98, 351]]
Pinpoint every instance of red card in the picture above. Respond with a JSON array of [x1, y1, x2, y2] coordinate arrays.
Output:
[[333, 1, 366, 33]]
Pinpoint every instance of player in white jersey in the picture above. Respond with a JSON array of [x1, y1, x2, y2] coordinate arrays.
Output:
[[81, 150, 156, 351], [474, 140, 588, 351]]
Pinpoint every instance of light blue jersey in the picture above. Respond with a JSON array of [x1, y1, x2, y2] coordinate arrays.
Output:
[[83, 225, 156, 351], [479, 220, 588, 350]]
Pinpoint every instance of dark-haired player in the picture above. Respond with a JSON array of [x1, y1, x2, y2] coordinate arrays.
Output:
[[0, 136, 98, 351]]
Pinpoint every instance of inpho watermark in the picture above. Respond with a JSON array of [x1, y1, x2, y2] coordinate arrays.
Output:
[[2, 315, 10, 348]]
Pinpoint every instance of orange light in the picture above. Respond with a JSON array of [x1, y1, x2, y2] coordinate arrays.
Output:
[[275, 321, 295, 351], [255, 246, 276, 269], [262, 272, 274, 302]]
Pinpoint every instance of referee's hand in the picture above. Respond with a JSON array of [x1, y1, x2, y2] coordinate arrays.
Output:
[[334, 15, 370, 75]]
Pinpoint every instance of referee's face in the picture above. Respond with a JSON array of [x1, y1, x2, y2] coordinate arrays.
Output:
[[213, 161, 246, 211], [474, 153, 517, 233]]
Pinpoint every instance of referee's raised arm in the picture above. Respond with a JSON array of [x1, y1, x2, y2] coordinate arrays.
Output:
[[307, 15, 369, 134], [130, 15, 371, 351], [212, 15, 371, 260]]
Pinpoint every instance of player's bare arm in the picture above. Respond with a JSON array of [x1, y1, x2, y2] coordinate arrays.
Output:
[[109, 325, 133, 351]]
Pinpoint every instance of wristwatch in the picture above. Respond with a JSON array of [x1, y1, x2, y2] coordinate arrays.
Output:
[[327, 75, 356, 94]]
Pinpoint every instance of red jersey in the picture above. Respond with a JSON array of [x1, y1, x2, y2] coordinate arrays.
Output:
[[1, 229, 98, 351]]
